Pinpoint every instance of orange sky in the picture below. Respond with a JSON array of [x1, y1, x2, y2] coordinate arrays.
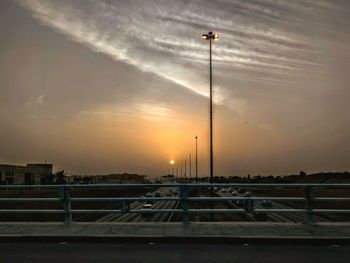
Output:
[[1, 0, 350, 177]]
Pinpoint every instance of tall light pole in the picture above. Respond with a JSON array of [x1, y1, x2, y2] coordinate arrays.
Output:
[[181, 161, 183, 179], [195, 136, 198, 183], [189, 154, 192, 181], [202, 31, 219, 220], [184, 159, 187, 178]]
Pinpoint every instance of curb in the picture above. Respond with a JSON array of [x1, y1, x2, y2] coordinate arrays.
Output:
[[0, 235, 350, 245]]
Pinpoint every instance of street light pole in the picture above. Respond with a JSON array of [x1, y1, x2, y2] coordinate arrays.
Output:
[[181, 162, 183, 179], [195, 136, 198, 183], [184, 159, 187, 178], [202, 31, 219, 220], [189, 154, 192, 181]]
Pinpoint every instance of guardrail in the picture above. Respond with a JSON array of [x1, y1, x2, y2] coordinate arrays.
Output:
[[0, 183, 349, 224]]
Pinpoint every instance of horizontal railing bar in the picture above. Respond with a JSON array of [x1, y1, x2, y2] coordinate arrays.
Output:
[[315, 198, 350, 201], [1, 197, 348, 203], [187, 197, 306, 201], [0, 198, 60, 202], [0, 183, 350, 189], [71, 209, 183, 214], [42, 197, 307, 202], [0, 209, 64, 213], [313, 209, 350, 213], [0, 197, 346, 203], [254, 209, 306, 213], [71, 208, 304, 214], [187, 209, 245, 213], [130, 209, 183, 213], [70, 209, 122, 214], [70, 197, 306, 202], [0, 208, 349, 215], [70, 197, 180, 202], [72, 209, 245, 214]]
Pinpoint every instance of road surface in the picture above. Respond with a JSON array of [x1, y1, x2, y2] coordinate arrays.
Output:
[[1, 243, 349, 263], [79, 187, 178, 222], [217, 188, 326, 223]]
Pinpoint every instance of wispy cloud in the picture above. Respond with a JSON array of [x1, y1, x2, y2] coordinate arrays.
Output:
[[36, 94, 45, 104], [14, 0, 350, 114]]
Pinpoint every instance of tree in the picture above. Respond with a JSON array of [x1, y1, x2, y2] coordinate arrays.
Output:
[[299, 171, 306, 177], [55, 170, 67, 184]]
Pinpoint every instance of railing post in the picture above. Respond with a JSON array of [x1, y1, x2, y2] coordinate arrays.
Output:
[[59, 186, 72, 225], [179, 184, 190, 224], [121, 200, 129, 213], [305, 186, 314, 225], [245, 198, 254, 214]]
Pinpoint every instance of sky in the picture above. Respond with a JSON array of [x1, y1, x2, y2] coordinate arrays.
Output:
[[0, 0, 349, 177]]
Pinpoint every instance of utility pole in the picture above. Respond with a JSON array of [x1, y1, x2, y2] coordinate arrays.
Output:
[[189, 154, 192, 181], [195, 136, 198, 182], [181, 162, 183, 179], [202, 31, 219, 221]]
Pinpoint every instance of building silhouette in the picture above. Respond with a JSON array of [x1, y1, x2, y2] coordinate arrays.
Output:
[[0, 163, 53, 185]]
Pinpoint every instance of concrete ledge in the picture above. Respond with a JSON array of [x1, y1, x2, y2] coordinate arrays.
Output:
[[0, 222, 349, 243]]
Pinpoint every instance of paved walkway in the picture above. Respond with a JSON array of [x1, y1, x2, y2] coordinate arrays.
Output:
[[2, 243, 350, 263], [0, 222, 350, 242]]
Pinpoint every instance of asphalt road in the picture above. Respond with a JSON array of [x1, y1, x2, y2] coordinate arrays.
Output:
[[96, 187, 178, 222], [217, 189, 325, 223], [1, 243, 349, 263]]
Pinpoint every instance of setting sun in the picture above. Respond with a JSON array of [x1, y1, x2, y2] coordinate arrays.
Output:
[[170, 160, 175, 165]]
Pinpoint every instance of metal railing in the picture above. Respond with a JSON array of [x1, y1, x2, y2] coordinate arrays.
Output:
[[0, 183, 349, 224]]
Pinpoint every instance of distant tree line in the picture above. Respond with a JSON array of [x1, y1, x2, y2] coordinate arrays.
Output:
[[43, 170, 68, 184], [186, 171, 350, 184]]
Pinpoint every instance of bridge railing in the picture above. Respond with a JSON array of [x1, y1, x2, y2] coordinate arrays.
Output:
[[0, 183, 349, 224]]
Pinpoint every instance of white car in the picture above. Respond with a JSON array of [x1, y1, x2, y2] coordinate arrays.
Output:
[[141, 203, 152, 216], [230, 190, 238, 196]]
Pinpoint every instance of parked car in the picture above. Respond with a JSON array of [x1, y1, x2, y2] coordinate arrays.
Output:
[[154, 192, 161, 198]]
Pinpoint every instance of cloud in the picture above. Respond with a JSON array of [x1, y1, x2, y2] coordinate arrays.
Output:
[[14, 0, 349, 116], [80, 99, 176, 122], [36, 94, 45, 104]]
